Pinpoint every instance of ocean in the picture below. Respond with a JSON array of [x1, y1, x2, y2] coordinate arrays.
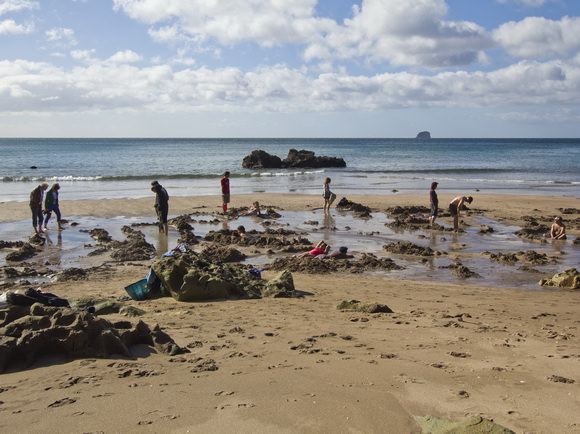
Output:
[[1, 138, 579, 202]]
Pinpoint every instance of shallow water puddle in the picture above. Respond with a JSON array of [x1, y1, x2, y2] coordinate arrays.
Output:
[[1, 211, 578, 290]]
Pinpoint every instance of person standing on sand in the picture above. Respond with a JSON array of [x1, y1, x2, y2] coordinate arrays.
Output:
[[30, 183, 48, 234], [151, 181, 169, 235], [221, 171, 230, 213], [43, 183, 63, 231], [429, 182, 439, 227], [323, 177, 334, 212], [448, 195, 473, 231]]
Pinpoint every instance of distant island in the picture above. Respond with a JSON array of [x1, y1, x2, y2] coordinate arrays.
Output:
[[416, 131, 431, 140]]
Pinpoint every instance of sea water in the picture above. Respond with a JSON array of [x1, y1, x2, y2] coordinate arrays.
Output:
[[1, 138, 579, 202]]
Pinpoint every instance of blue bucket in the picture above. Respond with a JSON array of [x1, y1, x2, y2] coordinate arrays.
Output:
[[124, 278, 149, 301]]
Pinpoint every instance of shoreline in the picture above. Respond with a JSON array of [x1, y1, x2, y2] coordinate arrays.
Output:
[[2, 192, 579, 224]]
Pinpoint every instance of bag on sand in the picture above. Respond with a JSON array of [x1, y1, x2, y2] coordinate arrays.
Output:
[[328, 193, 337, 206]]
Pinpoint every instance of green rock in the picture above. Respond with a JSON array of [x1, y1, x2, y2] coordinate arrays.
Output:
[[539, 268, 580, 289], [150, 251, 294, 301], [414, 415, 515, 434], [262, 270, 295, 298], [68, 297, 123, 315], [337, 299, 393, 313], [176, 270, 235, 301], [119, 306, 146, 317]]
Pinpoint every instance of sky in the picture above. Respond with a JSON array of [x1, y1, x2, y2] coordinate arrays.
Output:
[[1, 0, 580, 138]]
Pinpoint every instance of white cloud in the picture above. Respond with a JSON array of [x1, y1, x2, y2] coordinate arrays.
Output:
[[1, 56, 579, 114], [46, 27, 77, 46], [106, 50, 143, 63], [113, 0, 335, 46], [0, 18, 33, 34], [70, 49, 96, 63], [113, 0, 492, 69], [0, 0, 39, 16], [307, 0, 492, 67], [494, 16, 580, 58]]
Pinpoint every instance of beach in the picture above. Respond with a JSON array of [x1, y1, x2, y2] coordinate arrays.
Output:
[[1, 193, 579, 433]]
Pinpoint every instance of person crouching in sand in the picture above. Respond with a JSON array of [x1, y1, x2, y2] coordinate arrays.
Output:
[[448, 195, 473, 231], [549, 216, 566, 240]]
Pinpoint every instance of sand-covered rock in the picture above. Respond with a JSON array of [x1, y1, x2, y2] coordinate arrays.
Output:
[[383, 241, 438, 256], [515, 217, 550, 240], [539, 268, 580, 289], [337, 300, 393, 313], [204, 228, 311, 252], [200, 244, 246, 263], [5, 242, 40, 262], [87, 226, 156, 261], [268, 252, 403, 274], [335, 198, 372, 218], [414, 415, 515, 434], [0, 304, 184, 372]]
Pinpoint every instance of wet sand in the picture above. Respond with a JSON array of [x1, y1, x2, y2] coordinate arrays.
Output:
[[1, 193, 579, 433]]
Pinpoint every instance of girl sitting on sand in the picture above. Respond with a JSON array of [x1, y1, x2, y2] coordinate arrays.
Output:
[[548, 217, 566, 240], [239, 201, 261, 216]]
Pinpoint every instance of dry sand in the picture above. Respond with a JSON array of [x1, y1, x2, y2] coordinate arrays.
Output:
[[1, 193, 579, 433]]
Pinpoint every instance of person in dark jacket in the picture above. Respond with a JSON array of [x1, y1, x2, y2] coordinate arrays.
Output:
[[151, 181, 169, 235], [30, 183, 48, 234], [44, 183, 63, 230], [429, 182, 439, 227]]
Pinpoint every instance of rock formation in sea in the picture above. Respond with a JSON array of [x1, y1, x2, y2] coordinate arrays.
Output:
[[242, 149, 346, 169], [416, 131, 431, 139]]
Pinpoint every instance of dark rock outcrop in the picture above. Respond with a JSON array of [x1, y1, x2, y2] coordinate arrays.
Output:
[[0, 304, 185, 372], [416, 131, 431, 140], [282, 149, 346, 168], [268, 253, 403, 274], [242, 150, 283, 169], [5, 243, 40, 262], [242, 149, 346, 169], [335, 198, 372, 218], [86, 226, 156, 261], [383, 241, 437, 256]]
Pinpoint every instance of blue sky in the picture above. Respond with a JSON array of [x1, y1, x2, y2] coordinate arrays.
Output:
[[1, 0, 579, 138]]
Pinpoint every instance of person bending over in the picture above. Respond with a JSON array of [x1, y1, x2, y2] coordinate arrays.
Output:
[[448, 195, 473, 231]]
